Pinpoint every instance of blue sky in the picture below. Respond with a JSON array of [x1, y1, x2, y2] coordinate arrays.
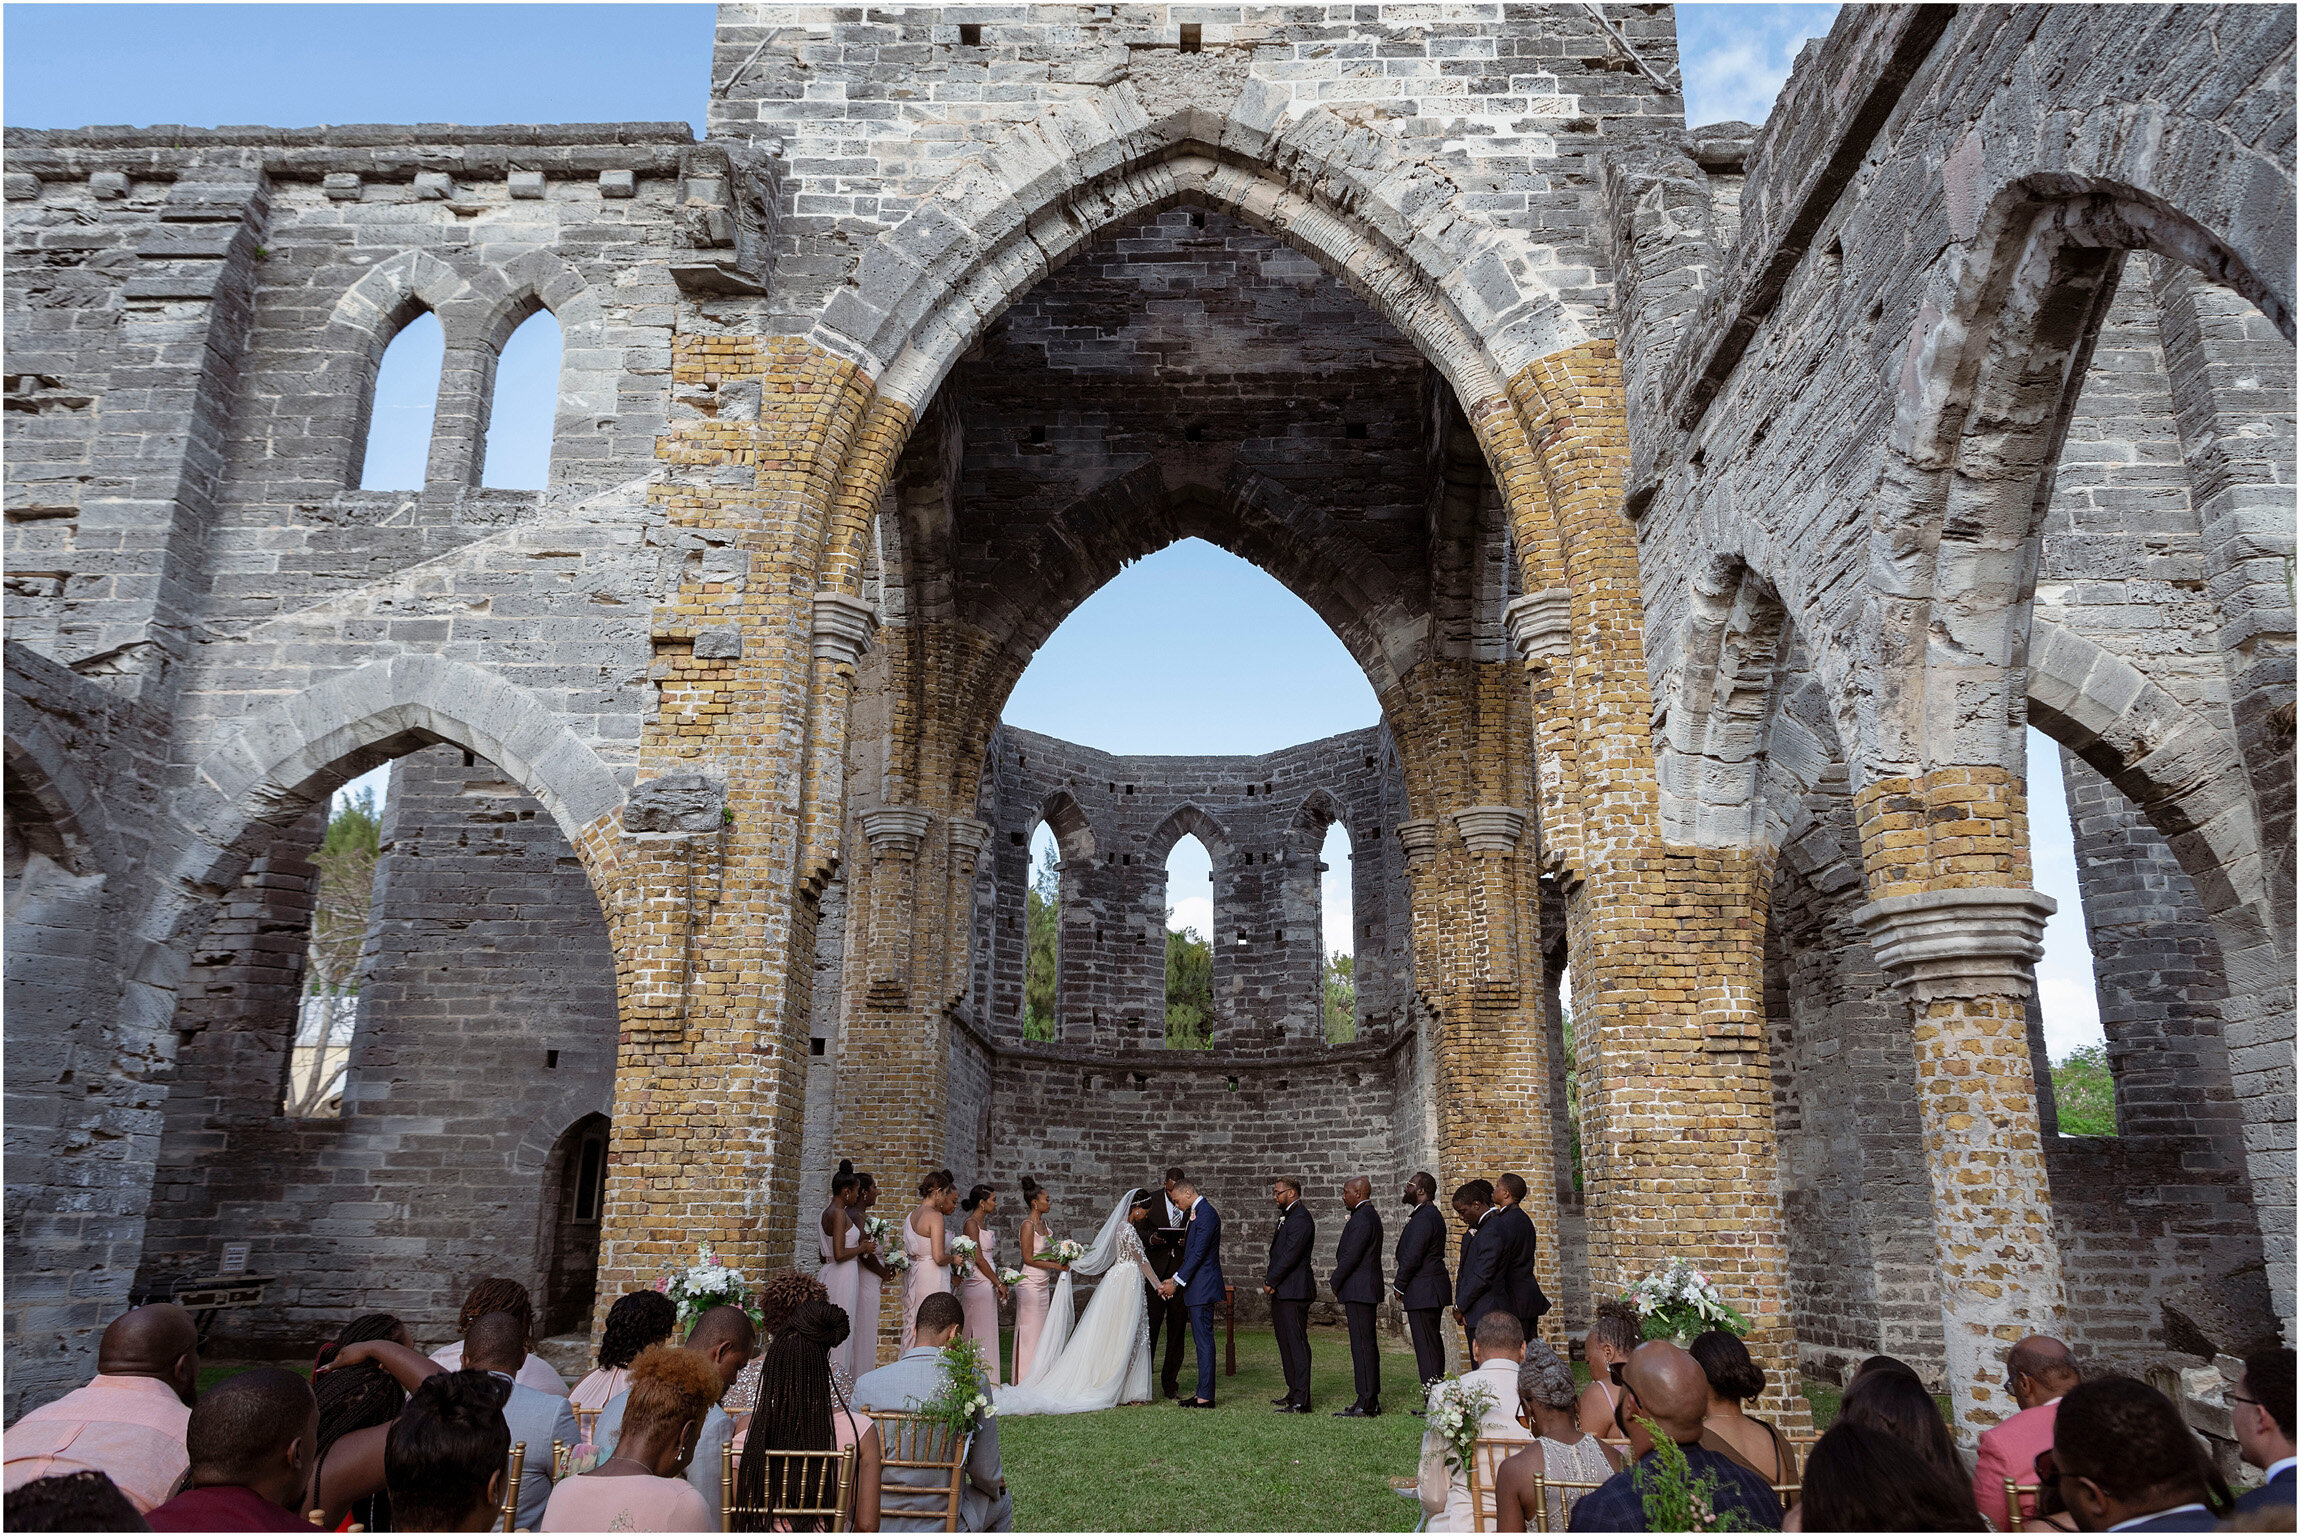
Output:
[[10, 1, 2103, 1054]]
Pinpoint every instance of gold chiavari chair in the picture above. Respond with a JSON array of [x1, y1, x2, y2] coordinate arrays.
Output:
[[1465, 1437, 1530, 1532], [2006, 1480, 2046, 1532], [1523, 1473, 1610, 1534], [497, 1442, 527, 1533], [552, 1439, 569, 1480], [871, 1411, 968, 1533], [717, 1438, 859, 1531], [574, 1407, 601, 1445]]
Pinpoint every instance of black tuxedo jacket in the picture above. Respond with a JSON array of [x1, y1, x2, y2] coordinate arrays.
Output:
[[1454, 1217, 1507, 1324], [1393, 1201, 1451, 1310], [1487, 1202, 1551, 1319], [1330, 1201, 1384, 1305], [1135, 1212, 1183, 1282], [1265, 1201, 1316, 1301]]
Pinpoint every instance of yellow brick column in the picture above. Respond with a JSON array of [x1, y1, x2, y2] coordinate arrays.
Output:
[[1854, 768, 2065, 1444]]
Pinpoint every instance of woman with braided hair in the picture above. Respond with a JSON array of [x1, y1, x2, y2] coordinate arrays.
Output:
[[427, 1278, 567, 1395], [724, 1271, 832, 1419], [572, 1290, 678, 1417], [312, 1315, 416, 1531], [731, 1302, 882, 1532]]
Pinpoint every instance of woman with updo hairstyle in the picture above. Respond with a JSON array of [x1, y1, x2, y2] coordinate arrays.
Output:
[[955, 1184, 1008, 1384], [1012, 1176, 1063, 1383], [541, 1344, 721, 1532], [1492, 1342, 1623, 1531], [900, 1171, 958, 1352], [1691, 1329, 1795, 1489], [819, 1160, 877, 1379], [572, 1289, 678, 1418], [1577, 1299, 1643, 1437], [851, 1172, 890, 1373], [730, 1302, 882, 1532], [724, 1271, 831, 1420]]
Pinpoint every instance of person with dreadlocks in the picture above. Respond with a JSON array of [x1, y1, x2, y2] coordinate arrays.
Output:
[[573, 1290, 679, 1419], [725, 1271, 832, 1422], [310, 1314, 416, 1530], [428, 1277, 567, 1394], [732, 1302, 882, 1532]]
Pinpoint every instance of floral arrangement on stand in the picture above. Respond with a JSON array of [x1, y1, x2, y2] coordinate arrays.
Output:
[[1621, 1258, 1750, 1344], [653, 1241, 762, 1334], [946, 1234, 979, 1284], [912, 1334, 996, 1443], [1421, 1372, 1498, 1473]]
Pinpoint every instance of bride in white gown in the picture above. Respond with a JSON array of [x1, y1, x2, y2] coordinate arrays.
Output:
[[994, 1188, 1160, 1416]]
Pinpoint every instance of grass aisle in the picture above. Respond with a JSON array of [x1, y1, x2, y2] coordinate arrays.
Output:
[[998, 1323, 1427, 1532]]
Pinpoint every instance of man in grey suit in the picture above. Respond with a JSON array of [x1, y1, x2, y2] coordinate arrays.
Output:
[[853, 1292, 1012, 1532], [465, 1313, 578, 1531], [594, 1304, 756, 1527]]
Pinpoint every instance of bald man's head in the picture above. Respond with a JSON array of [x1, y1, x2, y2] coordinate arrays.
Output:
[[1623, 1342, 1712, 1444], [463, 1312, 527, 1375], [97, 1304, 200, 1405], [2007, 1336, 2079, 1409], [1344, 1176, 1372, 1207]]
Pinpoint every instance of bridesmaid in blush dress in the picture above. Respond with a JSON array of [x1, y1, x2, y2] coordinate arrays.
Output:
[[853, 1172, 891, 1370], [818, 1161, 871, 1378], [956, 1184, 1010, 1384], [900, 1170, 957, 1352], [1011, 1176, 1065, 1383]]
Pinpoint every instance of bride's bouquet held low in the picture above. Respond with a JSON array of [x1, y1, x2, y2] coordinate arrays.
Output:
[[1421, 1372, 1499, 1473], [1622, 1258, 1751, 1345]]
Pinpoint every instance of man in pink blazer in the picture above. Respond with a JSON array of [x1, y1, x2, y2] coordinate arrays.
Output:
[[1975, 1335, 2082, 1528]]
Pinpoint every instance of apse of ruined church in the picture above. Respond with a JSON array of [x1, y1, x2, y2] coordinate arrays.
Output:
[[4, 1, 2291, 1450]]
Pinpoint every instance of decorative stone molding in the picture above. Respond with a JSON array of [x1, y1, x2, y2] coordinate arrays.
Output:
[[860, 805, 932, 856], [1452, 806, 1530, 855], [947, 817, 993, 871], [621, 773, 726, 835], [1395, 818, 1439, 868], [1504, 589, 1573, 663], [811, 592, 878, 666], [1854, 887, 2058, 1001]]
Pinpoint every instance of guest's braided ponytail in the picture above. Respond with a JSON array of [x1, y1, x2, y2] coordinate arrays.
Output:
[[730, 1301, 852, 1532]]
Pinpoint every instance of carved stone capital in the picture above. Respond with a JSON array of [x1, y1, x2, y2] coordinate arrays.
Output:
[[812, 592, 879, 667], [1854, 887, 2058, 1001], [1452, 805, 1530, 855], [1504, 588, 1573, 664], [1396, 818, 1440, 868], [947, 817, 993, 870], [860, 805, 932, 856]]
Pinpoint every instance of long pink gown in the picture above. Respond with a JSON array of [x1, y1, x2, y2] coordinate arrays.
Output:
[[899, 1212, 949, 1353], [854, 1211, 886, 1371], [818, 1208, 863, 1380], [1011, 1225, 1054, 1383], [956, 1229, 1001, 1386]]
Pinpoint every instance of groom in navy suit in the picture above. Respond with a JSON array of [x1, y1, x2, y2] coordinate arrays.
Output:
[[1161, 1176, 1224, 1408]]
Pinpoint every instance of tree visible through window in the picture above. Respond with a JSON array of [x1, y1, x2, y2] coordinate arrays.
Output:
[[285, 783, 383, 1116], [2051, 1044, 2117, 1135], [1166, 924, 1213, 1049], [1022, 837, 1058, 1041]]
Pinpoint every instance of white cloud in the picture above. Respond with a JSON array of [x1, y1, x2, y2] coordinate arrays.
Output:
[[1675, 4, 1842, 128]]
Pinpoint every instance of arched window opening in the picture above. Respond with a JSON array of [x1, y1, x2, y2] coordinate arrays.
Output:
[[1319, 820, 1355, 1043], [358, 311, 444, 491], [1164, 833, 1214, 1050], [2027, 725, 2116, 1136], [480, 307, 564, 491], [1022, 821, 1059, 1041], [543, 1112, 611, 1336], [284, 761, 392, 1118]]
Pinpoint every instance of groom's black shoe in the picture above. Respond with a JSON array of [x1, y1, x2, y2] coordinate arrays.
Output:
[[1333, 1405, 1376, 1418], [1271, 1395, 1292, 1406]]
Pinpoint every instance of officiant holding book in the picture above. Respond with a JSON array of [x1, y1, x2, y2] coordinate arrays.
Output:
[[1139, 1166, 1192, 1399]]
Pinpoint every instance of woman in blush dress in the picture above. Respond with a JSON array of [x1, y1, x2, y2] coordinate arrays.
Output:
[[900, 1170, 957, 1352], [954, 1184, 1010, 1385], [818, 1162, 874, 1379], [1011, 1176, 1067, 1384], [853, 1172, 891, 1372]]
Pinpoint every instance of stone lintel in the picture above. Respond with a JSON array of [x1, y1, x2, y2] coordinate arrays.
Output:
[[860, 805, 932, 856], [812, 592, 878, 666], [1854, 887, 2058, 1001], [1453, 805, 1530, 855], [1504, 588, 1573, 663]]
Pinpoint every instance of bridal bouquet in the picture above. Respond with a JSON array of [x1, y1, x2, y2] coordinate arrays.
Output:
[[1049, 1239, 1086, 1266], [656, 1241, 760, 1334], [996, 1267, 1024, 1288], [1622, 1258, 1751, 1343], [1422, 1373, 1498, 1473]]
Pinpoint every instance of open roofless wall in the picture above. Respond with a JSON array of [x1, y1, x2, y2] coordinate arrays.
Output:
[[2, 4, 2290, 1443]]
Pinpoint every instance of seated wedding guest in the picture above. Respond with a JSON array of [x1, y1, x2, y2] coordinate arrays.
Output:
[[1974, 1335, 2081, 1530], [1418, 1311, 1533, 1532], [306, 1328, 448, 1527], [1795, 1421, 1986, 1532], [2232, 1347, 2295, 1514], [428, 1278, 568, 1394], [1855, 1354, 1924, 1384], [2050, 1376, 2232, 1532], [732, 1301, 882, 1532], [143, 1369, 317, 1533], [310, 1315, 418, 1532], [543, 1346, 719, 1533], [1565, 1343, 1782, 1533], [596, 1305, 757, 1526], [3, 1470, 148, 1532], [854, 1293, 1010, 1533], [1690, 1330, 1795, 1491], [573, 1290, 679, 1417], [729, 1271, 833, 1421], [1835, 1370, 1983, 1528], [3, 1303, 199, 1514], [383, 1371, 511, 1533], [1494, 1342, 1624, 1532], [1577, 1301, 1642, 1439], [466, 1312, 579, 1529]]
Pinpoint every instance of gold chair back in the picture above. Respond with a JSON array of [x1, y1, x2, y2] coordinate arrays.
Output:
[[716, 1439, 858, 1532], [574, 1407, 601, 1445], [2006, 1479, 2045, 1532], [497, 1442, 527, 1533], [872, 1411, 968, 1533], [1523, 1474, 1610, 1534]]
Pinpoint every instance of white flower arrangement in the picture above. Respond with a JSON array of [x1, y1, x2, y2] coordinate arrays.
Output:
[[656, 1241, 759, 1334], [883, 1249, 913, 1275], [1049, 1238, 1086, 1266], [862, 1214, 896, 1248], [996, 1266, 1024, 1287], [1622, 1258, 1751, 1341], [948, 1234, 980, 1265], [1422, 1373, 1498, 1473]]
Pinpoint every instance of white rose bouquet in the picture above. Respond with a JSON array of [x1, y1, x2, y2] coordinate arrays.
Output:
[[997, 1267, 1024, 1288], [1421, 1373, 1497, 1473], [658, 1241, 759, 1334], [1622, 1258, 1751, 1343], [883, 1248, 912, 1275], [863, 1214, 896, 1248], [1050, 1238, 1086, 1266], [947, 1234, 980, 1280]]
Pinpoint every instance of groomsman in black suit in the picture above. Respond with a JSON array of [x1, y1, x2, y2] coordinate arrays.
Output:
[[1490, 1173, 1551, 1338], [1142, 1166, 1192, 1398], [1264, 1176, 1316, 1413], [1329, 1175, 1384, 1417], [1393, 1171, 1451, 1393], [1450, 1178, 1505, 1355]]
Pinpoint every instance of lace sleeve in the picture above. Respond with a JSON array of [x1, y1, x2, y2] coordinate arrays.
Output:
[[1119, 1225, 1159, 1285]]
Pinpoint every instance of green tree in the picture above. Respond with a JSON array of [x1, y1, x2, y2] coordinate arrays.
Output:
[[1165, 921, 1213, 1049], [1323, 950, 1356, 1043], [1022, 845, 1059, 1041], [2051, 1043, 2118, 1136], [290, 787, 382, 1116]]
